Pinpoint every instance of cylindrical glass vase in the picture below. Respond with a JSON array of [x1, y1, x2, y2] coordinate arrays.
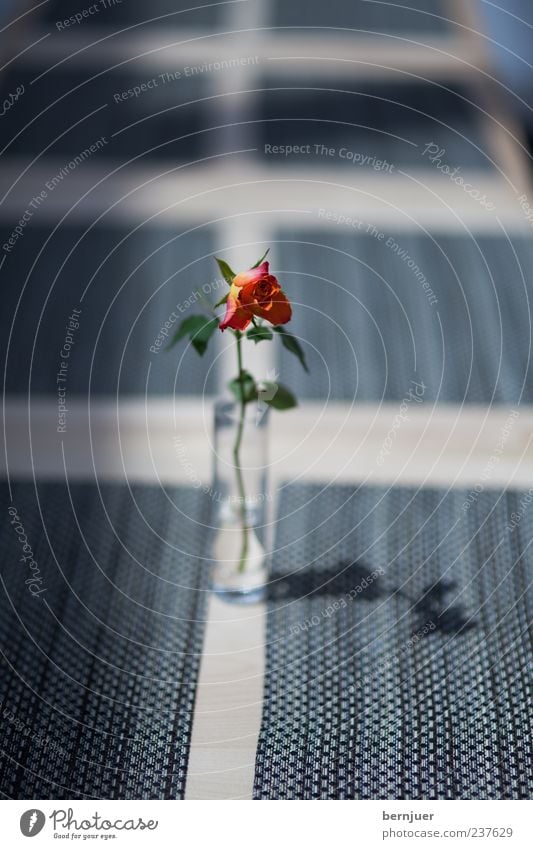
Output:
[[211, 397, 270, 603]]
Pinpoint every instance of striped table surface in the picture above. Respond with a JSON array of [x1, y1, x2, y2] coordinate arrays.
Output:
[[275, 231, 533, 406], [0, 481, 211, 799], [0, 479, 531, 799], [3, 230, 533, 406]]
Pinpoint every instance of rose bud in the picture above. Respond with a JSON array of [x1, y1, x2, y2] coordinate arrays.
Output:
[[219, 262, 292, 331]]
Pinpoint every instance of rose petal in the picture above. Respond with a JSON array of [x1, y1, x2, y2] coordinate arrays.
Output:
[[254, 289, 292, 325], [219, 290, 253, 331], [232, 261, 270, 288], [239, 280, 279, 308]]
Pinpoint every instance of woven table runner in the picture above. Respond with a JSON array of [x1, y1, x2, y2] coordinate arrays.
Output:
[[276, 232, 533, 405], [254, 484, 532, 799], [0, 481, 210, 799]]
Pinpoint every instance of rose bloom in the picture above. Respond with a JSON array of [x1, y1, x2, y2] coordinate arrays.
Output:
[[219, 261, 292, 331]]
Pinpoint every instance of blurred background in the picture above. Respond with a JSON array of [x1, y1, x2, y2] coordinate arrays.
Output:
[[1, 0, 533, 486], [2, 1, 533, 806]]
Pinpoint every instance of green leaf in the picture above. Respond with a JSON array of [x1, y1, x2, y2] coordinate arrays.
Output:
[[214, 257, 235, 286], [273, 326, 309, 372], [246, 325, 273, 344], [251, 249, 270, 268], [228, 370, 258, 404], [190, 317, 219, 355], [168, 315, 208, 347], [260, 382, 297, 410], [167, 314, 218, 356], [213, 292, 229, 309]]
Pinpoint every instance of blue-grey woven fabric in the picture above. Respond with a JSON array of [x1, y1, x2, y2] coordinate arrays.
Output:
[[0, 481, 210, 799], [0, 224, 216, 397], [259, 80, 487, 171], [272, 0, 450, 34], [275, 232, 533, 404], [43, 1, 223, 30], [0, 63, 206, 164], [254, 483, 532, 799]]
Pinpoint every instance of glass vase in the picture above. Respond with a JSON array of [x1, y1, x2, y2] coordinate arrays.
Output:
[[211, 397, 270, 603]]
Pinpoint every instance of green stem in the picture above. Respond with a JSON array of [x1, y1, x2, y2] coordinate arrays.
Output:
[[233, 331, 249, 572]]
